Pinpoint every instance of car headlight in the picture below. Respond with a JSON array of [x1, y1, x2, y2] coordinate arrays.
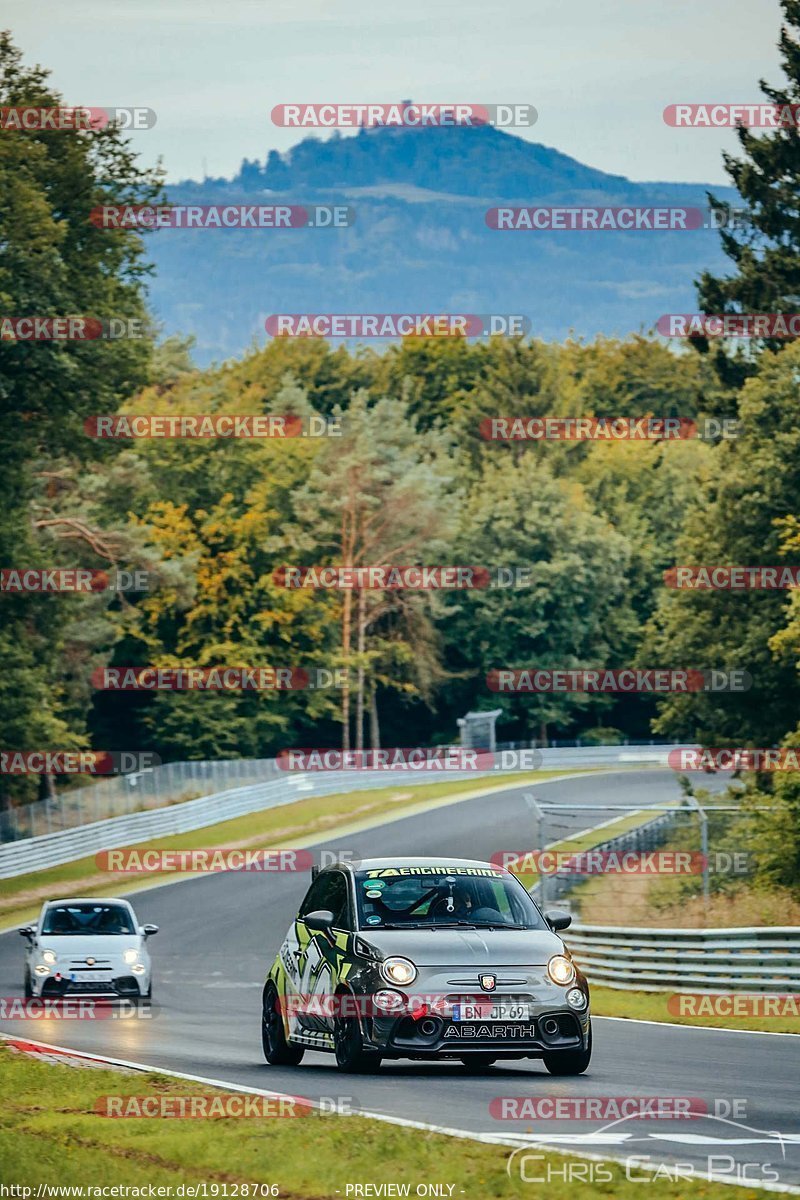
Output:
[[41, 949, 57, 965], [566, 987, 587, 1009], [123, 949, 139, 964], [547, 954, 576, 986], [380, 957, 417, 986], [35, 964, 50, 976]]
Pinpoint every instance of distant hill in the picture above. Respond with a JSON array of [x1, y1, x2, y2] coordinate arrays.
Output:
[[146, 125, 738, 363]]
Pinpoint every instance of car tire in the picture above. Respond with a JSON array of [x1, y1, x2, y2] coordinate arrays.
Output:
[[23, 968, 32, 999], [459, 1055, 497, 1070], [543, 1026, 592, 1075], [333, 1001, 382, 1074], [262, 984, 304, 1066]]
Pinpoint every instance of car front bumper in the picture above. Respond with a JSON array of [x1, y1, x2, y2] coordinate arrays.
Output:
[[34, 970, 149, 998], [368, 1005, 590, 1058]]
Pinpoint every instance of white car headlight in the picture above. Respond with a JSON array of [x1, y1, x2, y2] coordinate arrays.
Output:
[[547, 954, 576, 986], [380, 957, 417, 986], [123, 949, 139, 965], [41, 949, 57, 965]]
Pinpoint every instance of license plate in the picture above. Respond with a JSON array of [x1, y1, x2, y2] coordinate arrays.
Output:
[[453, 1002, 532, 1021], [73, 971, 111, 980]]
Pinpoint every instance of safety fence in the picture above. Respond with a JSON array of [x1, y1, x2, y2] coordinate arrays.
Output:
[[0, 744, 682, 877], [530, 809, 678, 908], [0, 741, 679, 844]]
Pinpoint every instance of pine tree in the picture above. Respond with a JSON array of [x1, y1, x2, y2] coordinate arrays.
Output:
[[695, 0, 800, 382]]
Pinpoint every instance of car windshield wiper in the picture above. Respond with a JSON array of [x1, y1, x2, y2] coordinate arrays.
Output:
[[426, 921, 482, 929], [476, 923, 531, 930], [366, 921, 430, 930], [429, 921, 534, 930]]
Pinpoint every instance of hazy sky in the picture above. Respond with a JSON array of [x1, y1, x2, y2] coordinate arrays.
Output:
[[10, 0, 785, 185]]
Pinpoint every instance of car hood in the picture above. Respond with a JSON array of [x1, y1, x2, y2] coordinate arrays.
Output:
[[36, 935, 140, 956], [358, 927, 564, 966]]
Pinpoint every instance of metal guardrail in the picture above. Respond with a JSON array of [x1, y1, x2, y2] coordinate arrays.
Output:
[[0, 745, 682, 879], [0, 741, 681, 843], [0, 758, 284, 842], [566, 924, 800, 992]]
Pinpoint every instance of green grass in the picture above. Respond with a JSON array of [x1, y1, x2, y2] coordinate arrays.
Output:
[[0, 1041, 774, 1198], [591, 985, 800, 1034], [0, 769, 594, 930]]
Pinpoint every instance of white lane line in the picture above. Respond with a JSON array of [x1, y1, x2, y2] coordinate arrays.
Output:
[[2, 1031, 799, 1195], [594, 1015, 799, 1038]]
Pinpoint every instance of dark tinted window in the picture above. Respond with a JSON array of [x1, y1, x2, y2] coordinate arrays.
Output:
[[354, 869, 547, 930], [299, 871, 350, 928], [41, 904, 135, 935]]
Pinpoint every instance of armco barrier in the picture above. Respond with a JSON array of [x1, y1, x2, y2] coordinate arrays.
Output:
[[0, 745, 682, 879], [566, 923, 800, 993]]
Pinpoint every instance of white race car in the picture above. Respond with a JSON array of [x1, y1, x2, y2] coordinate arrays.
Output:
[[20, 897, 158, 1000]]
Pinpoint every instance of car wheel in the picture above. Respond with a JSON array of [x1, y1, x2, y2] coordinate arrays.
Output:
[[23, 968, 32, 999], [262, 984, 304, 1066], [543, 1026, 592, 1075], [459, 1055, 497, 1070], [333, 1002, 382, 1074]]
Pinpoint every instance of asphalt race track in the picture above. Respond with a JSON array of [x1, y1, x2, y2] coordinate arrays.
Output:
[[1, 769, 797, 1190]]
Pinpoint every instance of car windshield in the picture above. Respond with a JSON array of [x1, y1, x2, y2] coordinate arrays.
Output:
[[354, 867, 547, 930], [41, 904, 136, 936]]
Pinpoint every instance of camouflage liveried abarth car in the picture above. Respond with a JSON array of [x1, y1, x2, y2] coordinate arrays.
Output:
[[261, 856, 591, 1073]]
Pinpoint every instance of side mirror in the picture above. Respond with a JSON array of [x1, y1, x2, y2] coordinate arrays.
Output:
[[545, 909, 572, 932], [304, 909, 335, 933], [19, 926, 35, 941], [141, 924, 159, 937]]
